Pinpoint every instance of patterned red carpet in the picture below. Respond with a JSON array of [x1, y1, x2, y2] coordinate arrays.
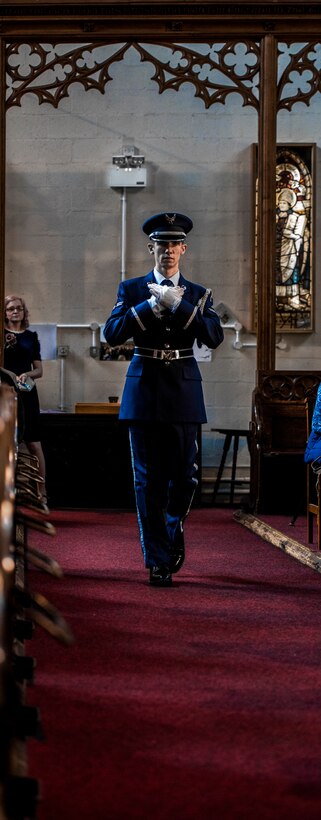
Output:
[[27, 508, 321, 819]]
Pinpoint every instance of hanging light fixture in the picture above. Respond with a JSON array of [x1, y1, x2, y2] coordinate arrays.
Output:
[[112, 146, 145, 171]]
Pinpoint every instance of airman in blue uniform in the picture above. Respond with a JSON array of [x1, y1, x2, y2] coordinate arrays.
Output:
[[104, 212, 223, 585]]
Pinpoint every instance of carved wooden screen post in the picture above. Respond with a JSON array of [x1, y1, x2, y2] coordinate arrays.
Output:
[[257, 32, 277, 372]]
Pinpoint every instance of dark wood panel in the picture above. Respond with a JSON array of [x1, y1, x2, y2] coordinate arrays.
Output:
[[40, 412, 135, 509]]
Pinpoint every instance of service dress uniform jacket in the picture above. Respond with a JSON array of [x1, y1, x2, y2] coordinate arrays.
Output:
[[104, 270, 223, 421]]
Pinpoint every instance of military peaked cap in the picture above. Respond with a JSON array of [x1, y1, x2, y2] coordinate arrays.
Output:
[[142, 212, 193, 242]]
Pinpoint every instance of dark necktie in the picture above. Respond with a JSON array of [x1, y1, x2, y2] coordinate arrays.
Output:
[[161, 279, 174, 286]]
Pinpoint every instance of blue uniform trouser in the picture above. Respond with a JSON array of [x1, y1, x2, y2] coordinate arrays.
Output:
[[129, 422, 199, 568]]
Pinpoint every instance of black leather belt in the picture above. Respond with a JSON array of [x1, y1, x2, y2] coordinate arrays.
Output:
[[134, 346, 194, 361]]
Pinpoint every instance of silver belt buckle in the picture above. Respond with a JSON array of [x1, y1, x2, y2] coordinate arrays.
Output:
[[163, 349, 178, 362]]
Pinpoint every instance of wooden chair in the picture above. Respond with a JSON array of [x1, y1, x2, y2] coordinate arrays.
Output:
[[305, 396, 321, 550]]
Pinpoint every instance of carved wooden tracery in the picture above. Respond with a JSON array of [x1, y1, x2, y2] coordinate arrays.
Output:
[[5, 40, 261, 110], [6, 39, 321, 111], [278, 41, 321, 109], [259, 371, 321, 401]]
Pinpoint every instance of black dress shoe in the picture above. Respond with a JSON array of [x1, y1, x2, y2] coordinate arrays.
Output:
[[169, 545, 185, 574], [149, 565, 172, 587]]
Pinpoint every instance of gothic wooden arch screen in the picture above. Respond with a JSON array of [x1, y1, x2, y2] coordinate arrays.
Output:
[[2, 0, 321, 378]]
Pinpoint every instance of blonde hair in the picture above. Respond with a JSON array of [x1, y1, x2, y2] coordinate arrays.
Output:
[[4, 295, 30, 329]]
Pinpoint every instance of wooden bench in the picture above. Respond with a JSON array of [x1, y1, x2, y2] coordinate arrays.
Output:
[[250, 371, 321, 514]]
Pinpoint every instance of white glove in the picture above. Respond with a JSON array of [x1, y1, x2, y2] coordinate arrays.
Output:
[[148, 282, 185, 311], [147, 295, 166, 316]]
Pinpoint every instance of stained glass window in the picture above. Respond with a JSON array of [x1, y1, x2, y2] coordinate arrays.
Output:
[[253, 144, 314, 332]]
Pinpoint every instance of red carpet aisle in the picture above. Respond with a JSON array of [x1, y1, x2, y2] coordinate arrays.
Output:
[[26, 508, 321, 820]]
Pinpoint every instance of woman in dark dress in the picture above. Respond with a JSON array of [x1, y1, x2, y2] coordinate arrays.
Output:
[[4, 294, 47, 505]]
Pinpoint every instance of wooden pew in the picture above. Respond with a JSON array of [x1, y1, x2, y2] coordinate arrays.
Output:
[[250, 371, 321, 514]]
